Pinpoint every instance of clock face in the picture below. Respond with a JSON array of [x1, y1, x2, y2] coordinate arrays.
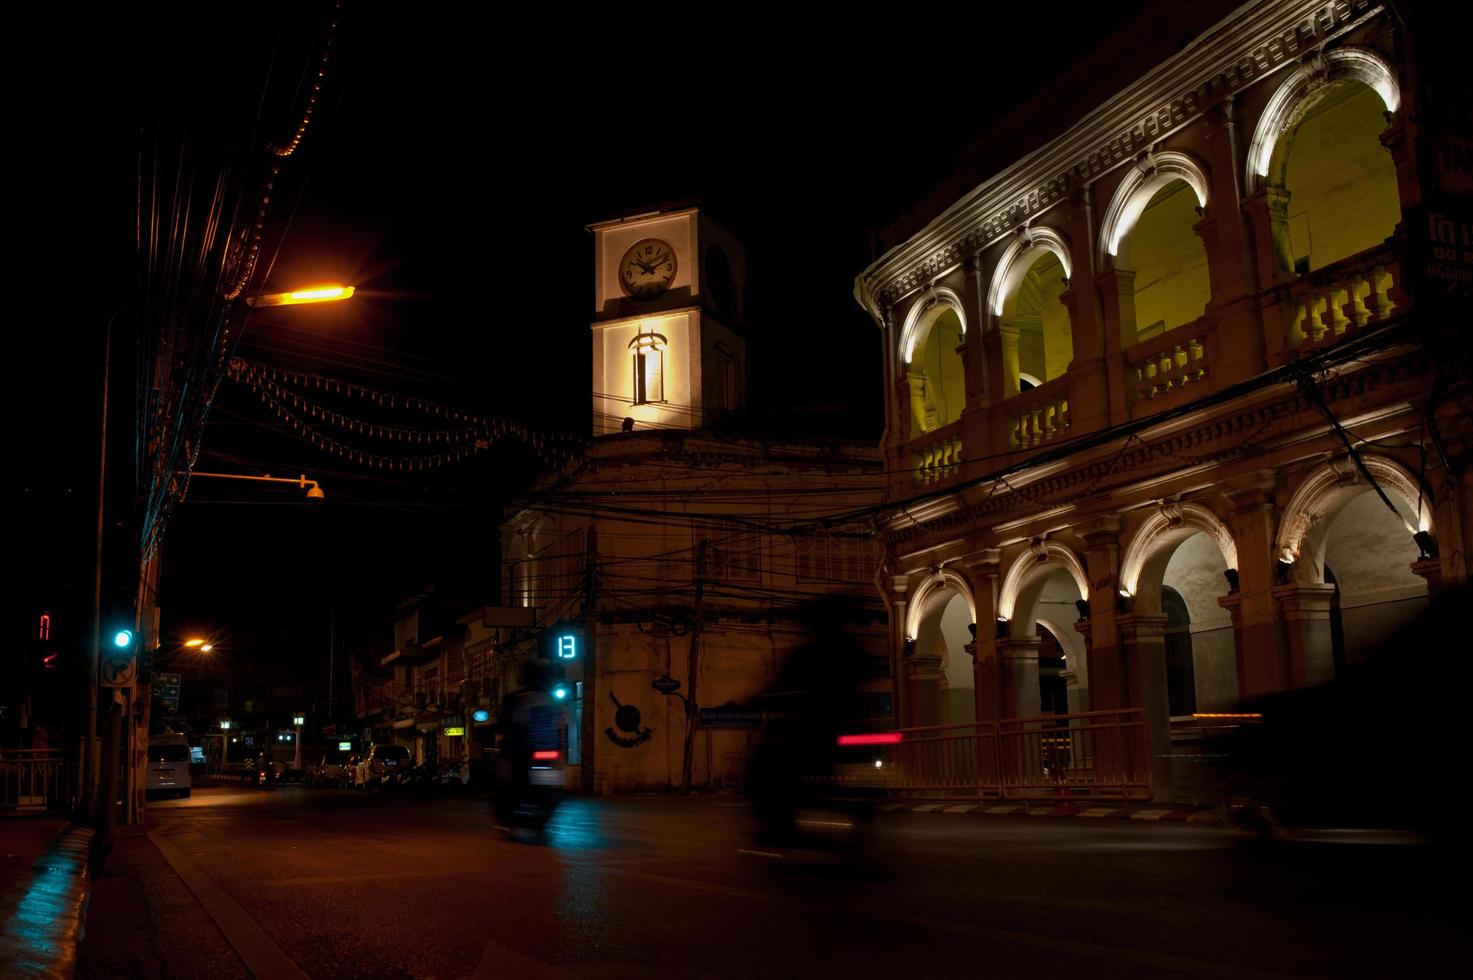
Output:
[[619, 238, 677, 301]]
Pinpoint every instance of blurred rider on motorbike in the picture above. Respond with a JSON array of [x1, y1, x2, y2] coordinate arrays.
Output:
[[749, 596, 870, 850], [494, 659, 562, 831]]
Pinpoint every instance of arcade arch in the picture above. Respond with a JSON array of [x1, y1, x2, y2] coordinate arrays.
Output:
[[990, 229, 1074, 394], [1251, 50, 1402, 276], [999, 252, 1072, 393], [900, 289, 968, 434], [998, 544, 1090, 716], [1277, 455, 1433, 666], [914, 592, 977, 725], [906, 570, 977, 726], [1099, 151, 1212, 346], [1120, 505, 1240, 713]]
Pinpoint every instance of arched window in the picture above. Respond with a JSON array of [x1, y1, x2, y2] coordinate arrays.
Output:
[[629, 330, 666, 405], [1099, 151, 1212, 345], [999, 251, 1072, 390], [1123, 182, 1211, 342], [1274, 80, 1400, 273], [907, 307, 966, 433]]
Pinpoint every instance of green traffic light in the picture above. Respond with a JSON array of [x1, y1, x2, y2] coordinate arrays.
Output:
[[113, 629, 134, 649]]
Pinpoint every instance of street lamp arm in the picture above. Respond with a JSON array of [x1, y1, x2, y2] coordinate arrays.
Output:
[[190, 471, 326, 500]]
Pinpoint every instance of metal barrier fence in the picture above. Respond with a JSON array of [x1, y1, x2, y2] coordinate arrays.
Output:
[[0, 749, 71, 811], [885, 709, 1151, 803]]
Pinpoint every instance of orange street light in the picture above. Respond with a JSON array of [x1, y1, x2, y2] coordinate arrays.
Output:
[[183, 638, 206, 648], [244, 284, 355, 308], [190, 472, 326, 501]]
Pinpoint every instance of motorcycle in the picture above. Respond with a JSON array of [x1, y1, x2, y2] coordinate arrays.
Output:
[[438, 761, 470, 792], [747, 709, 894, 868], [494, 748, 563, 838]]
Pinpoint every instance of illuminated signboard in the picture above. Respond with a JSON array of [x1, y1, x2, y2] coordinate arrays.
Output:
[[443, 727, 465, 737], [338, 741, 352, 751], [557, 635, 577, 660]]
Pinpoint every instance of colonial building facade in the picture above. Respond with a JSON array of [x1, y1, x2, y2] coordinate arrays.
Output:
[[856, 0, 1470, 801]]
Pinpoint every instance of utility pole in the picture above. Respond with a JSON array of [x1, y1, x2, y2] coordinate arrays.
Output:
[[83, 310, 117, 818], [580, 526, 598, 794], [327, 598, 337, 724], [680, 541, 706, 794], [125, 553, 161, 825]]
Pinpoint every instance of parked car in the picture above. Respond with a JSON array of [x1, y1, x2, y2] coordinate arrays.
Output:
[[354, 743, 412, 789], [309, 751, 353, 787], [146, 733, 193, 799]]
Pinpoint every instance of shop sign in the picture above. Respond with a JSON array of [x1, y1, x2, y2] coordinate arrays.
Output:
[[698, 702, 762, 728], [1409, 200, 1473, 304]]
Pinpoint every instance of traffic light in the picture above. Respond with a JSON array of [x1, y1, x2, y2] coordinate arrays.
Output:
[[113, 629, 135, 650]]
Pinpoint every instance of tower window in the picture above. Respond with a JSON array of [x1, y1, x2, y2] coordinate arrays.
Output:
[[713, 341, 735, 413], [629, 330, 667, 405]]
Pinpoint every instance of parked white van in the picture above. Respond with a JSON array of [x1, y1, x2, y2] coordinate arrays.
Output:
[[146, 733, 193, 799]]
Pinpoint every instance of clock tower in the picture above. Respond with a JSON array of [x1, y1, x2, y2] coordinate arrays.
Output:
[[588, 207, 748, 436]]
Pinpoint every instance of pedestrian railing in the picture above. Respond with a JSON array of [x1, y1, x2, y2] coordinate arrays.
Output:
[[0, 749, 71, 811], [887, 709, 1151, 803]]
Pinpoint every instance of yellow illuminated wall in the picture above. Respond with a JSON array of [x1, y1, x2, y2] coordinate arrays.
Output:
[[1280, 82, 1400, 272], [910, 308, 965, 432], [592, 312, 698, 434], [1126, 181, 1210, 342], [1003, 252, 1072, 385]]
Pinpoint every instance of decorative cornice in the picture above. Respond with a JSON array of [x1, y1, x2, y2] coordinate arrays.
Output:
[[854, 0, 1384, 320]]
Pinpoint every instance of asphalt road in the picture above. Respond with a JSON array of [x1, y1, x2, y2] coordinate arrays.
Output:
[[123, 786, 1457, 979]]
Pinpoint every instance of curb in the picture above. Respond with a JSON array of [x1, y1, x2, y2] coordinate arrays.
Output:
[[0, 824, 96, 979], [880, 801, 1223, 824]]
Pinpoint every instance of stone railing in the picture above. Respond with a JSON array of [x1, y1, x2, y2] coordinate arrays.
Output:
[[1124, 315, 1211, 409], [911, 418, 964, 485], [1281, 244, 1403, 354], [1005, 375, 1071, 450]]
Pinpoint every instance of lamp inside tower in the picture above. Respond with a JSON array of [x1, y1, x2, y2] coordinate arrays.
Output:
[[630, 330, 667, 405]]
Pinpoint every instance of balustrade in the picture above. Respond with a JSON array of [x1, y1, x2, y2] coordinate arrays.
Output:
[[1125, 317, 1211, 408], [1006, 376, 1072, 450], [911, 418, 964, 485], [1282, 245, 1402, 353]]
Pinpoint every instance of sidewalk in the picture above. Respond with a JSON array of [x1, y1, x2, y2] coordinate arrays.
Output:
[[76, 826, 248, 980], [0, 817, 70, 899], [878, 799, 1225, 822], [0, 816, 92, 979]]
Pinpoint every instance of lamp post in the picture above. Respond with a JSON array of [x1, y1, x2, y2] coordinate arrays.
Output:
[[217, 719, 232, 774], [87, 284, 353, 823], [292, 714, 306, 770]]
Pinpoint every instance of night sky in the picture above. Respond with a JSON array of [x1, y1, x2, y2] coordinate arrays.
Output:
[[15, 3, 1147, 690]]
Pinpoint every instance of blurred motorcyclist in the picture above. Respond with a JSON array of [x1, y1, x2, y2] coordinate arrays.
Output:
[[750, 596, 871, 849], [494, 659, 562, 831]]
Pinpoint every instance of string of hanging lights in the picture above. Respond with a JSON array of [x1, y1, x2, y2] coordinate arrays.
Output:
[[140, 2, 345, 564], [226, 357, 585, 471]]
